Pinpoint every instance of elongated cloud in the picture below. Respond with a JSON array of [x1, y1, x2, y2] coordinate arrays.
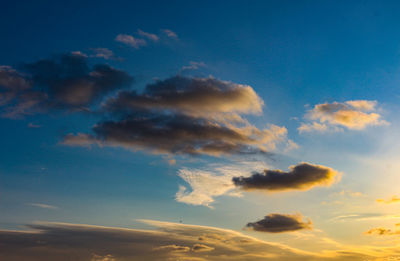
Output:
[[298, 100, 387, 133], [104, 76, 264, 117], [233, 162, 340, 192], [0, 54, 133, 117], [115, 34, 147, 48], [64, 76, 291, 156], [365, 223, 400, 236], [376, 195, 400, 204], [0, 220, 381, 261], [138, 29, 159, 41], [246, 213, 312, 233]]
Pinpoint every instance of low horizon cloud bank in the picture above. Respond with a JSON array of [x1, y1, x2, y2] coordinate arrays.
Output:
[[0, 220, 389, 261]]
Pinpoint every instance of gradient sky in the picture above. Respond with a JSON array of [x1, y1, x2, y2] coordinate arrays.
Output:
[[2, 1, 400, 260]]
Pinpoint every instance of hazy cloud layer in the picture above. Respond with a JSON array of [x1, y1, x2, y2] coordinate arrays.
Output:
[[0, 220, 384, 261], [0, 54, 133, 117], [299, 100, 387, 133], [246, 213, 312, 233], [233, 162, 340, 192], [64, 76, 292, 156]]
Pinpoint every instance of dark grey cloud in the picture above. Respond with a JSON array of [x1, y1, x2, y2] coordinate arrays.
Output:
[[233, 162, 340, 192], [246, 213, 312, 233], [104, 76, 263, 117], [0, 54, 133, 117], [63, 112, 280, 156], [64, 76, 290, 156]]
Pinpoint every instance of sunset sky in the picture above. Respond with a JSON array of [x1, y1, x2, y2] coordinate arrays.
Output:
[[2, 1, 400, 260]]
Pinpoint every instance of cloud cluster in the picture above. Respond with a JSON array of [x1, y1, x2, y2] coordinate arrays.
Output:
[[64, 76, 291, 156], [233, 162, 340, 192], [115, 29, 177, 49], [365, 223, 400, 236], [0, 220, 382, 261], [0, 54, 133, 117], [246, 213, 312, 233], [298, 100, 387, 133]]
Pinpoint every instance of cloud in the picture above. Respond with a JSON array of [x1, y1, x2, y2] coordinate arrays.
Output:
[[1, 220, 387, 261], [298, 100, 387, 133], [90, 48, 116, 60], [162, 29, 178, 39], [245, 213, 312, 233], [0, 54, 133, 117], [376, 195, 400, 204], [180, 61, 206, 72], [103, 76, 264, 117], [63, 76, 290, 157], [175, 162, 267, 207], [115, 34, 147, 48], [28, 203, 58, 210], [138, 29, 159, 41], [233, 162, 340, 192], [365, 224, 400, 236]]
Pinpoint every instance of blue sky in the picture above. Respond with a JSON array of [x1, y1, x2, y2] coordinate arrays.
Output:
[[2, 1, 400, 260]]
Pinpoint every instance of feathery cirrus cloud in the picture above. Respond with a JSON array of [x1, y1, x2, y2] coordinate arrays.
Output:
[[298, 100, 387, 133], [233, 162, 340, 192]]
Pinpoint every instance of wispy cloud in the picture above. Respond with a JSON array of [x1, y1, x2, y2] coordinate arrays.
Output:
[[175, 161, 268, 207], [28, 203, 58, 210], [138, 29, 159, 41], [115, 34, 147, 48], [162, 29, 178, 39]]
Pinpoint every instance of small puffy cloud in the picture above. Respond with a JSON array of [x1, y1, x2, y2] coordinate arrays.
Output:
[[162, 29, 178, 39], [138, 29, 159, 41], [233, 162, 340, 192], [246, 213, 312, 233], [63, 76, 290, 157], [298, 100, 387, 133], [115, 34, 147, 48], [376, 195, 400, 204]]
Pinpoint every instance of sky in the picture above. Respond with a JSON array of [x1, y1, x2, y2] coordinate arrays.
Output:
[[1, 0, 400, 260]]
